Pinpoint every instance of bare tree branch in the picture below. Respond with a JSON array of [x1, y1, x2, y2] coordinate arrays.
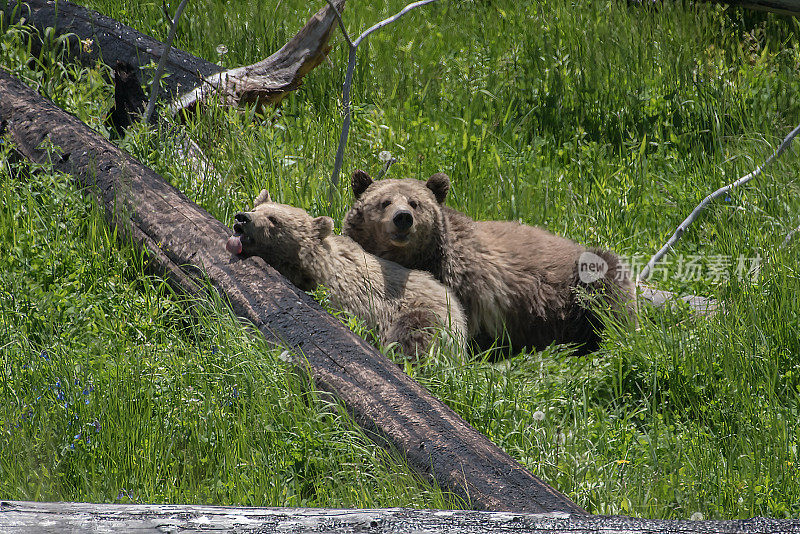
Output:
[[354, 0, 437, 47], [143, 0, 190, 124], [325, 0, 353, 47], [327, 0, 438, 205], [639, 123, 800, 282], [783, 224, 800, 247]]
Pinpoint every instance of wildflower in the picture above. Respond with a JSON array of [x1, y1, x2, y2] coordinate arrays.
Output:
[[40, 350, 49, 361], [378, 150, 393, 163], [532, 410, 545, 421], [690, 512, 704, 521], [615, 459, 630, 465], [724, 195, 732, 202], [216, 44, 228, 55]]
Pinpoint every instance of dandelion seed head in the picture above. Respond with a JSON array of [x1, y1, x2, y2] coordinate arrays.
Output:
[[532, 410, 545, 421], [690, 512, 704, 521], [216, 44, 228, 55]]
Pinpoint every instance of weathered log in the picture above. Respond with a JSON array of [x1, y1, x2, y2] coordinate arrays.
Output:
[[711, 0, 800, 16], [637, 281, 719, 316], [2, 501, 799, 533], [0, 68, 583, 515], [5, 0, 217, 102], [170, 0, 345, 113], [5, 0, 344, 113]]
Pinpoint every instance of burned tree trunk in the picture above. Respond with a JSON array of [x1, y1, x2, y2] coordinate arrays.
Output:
[[5, 0, 344, 114]]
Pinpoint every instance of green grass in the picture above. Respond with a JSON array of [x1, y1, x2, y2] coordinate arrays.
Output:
[[3, 0, 800, 520]]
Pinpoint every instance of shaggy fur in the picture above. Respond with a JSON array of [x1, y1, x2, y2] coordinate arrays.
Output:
[[232, 191, 467, 357], [343, 171, 635, 355]]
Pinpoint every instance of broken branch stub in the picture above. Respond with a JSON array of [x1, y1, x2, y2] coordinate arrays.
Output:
[[170, 0, 346, 114]]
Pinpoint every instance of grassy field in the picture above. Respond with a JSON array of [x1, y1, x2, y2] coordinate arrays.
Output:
[[2, 0, 800, 520]]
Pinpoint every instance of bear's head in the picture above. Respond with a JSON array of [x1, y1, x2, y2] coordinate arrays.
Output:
[[343, 170, 450, 269], [229, 190, 334, 290]]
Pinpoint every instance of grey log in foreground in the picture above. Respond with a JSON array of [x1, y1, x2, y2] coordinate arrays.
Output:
[[0, 68, 582, 515], [2, 501, 799, 533]]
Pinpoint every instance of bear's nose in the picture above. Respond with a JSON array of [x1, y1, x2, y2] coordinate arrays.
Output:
[[233, 212, 250, 234], [392, 210, 413, 231]]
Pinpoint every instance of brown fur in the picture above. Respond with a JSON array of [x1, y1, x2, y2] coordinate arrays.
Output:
[[343, 171, 635, 355], [232, 191, 467, 358]]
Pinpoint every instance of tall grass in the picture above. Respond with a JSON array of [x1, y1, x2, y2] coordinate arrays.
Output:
[[3, 0, 800, 519]]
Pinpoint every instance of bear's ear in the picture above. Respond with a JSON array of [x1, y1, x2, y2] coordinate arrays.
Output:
[[426, 173, 450, 204], [313, 216, 334, 240], [351, 170, 373, 199], [253, 189, 272, 207]]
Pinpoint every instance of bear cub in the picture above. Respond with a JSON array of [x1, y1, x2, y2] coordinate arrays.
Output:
[[228, 190, 467, 357], [343, 171, 635, 355]]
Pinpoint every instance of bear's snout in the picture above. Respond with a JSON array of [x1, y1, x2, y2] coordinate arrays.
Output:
[[233, 212, 250, 234], [392, 210, 413, 231]]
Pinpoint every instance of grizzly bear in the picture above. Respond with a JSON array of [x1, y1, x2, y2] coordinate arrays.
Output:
[[227, 190, 467, 358], [343, 171, 635, 355]]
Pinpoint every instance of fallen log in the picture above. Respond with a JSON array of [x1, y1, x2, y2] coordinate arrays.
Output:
[[711, 0, 800, 16], [0, 68, 583, 515], [637, 281, 719, 316], [2, 501, 799, 533], [5, 0, 344, 114]]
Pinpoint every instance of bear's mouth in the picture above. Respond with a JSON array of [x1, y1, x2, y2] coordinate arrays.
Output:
[[388, 232, 411, 246]]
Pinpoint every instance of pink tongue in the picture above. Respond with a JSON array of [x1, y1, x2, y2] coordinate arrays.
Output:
[[226, 235, 243, 255]]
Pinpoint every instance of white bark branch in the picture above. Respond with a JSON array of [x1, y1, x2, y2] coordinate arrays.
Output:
[[327, 0, 438, 205], [639, 123, 800, 282], [143, 0, 190, 124]]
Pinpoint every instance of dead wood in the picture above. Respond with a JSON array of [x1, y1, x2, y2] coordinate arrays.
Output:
[[0, 67, 584, 515], [171, 0, 345, 113], [2, 501, 799, 533], [637, 282, 719, 316], [5, 0, 218, 110], [5, 0, 344, 115], [710, 0, 800, 16]]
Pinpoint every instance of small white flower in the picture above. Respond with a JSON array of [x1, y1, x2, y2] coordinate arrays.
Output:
[[690, 512, 704, 521], [378, 150, 393, 163], [216, 44, 229, 55], [532, 410, 545, 421]]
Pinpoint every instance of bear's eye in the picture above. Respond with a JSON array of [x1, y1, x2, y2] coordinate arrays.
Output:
[[409, 200, 418, 209], [381, 200, 391, 209], [267, 215, 280, 226]]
